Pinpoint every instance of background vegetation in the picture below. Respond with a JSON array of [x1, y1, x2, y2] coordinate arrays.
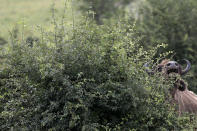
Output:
[[0, 0, 79, 43], [0, 0, 197, 130]]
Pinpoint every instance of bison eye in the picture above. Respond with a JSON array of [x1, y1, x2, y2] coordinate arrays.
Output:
[[158, 67, 162, 72], [167, 63, 171, 66]]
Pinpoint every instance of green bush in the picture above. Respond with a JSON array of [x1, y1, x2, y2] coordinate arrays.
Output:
[[0, 15, 196, 130]]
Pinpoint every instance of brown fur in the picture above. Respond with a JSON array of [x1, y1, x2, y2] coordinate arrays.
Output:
[[159, 59, 170, 65]]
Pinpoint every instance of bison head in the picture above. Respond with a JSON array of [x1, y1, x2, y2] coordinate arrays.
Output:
[[144, 59, 191, 76], [144, 59, 197, 114]]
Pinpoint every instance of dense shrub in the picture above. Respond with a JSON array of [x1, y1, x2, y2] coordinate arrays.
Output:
[[0, 15, 196, 130]]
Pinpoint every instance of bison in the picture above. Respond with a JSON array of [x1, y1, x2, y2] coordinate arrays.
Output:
[[144, 59, 197, 114]]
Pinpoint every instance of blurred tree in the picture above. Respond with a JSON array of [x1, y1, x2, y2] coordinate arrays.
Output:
[[79, 0, 132, 24]]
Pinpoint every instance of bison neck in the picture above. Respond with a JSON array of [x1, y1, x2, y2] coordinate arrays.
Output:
[[170, 80, 197, 114]]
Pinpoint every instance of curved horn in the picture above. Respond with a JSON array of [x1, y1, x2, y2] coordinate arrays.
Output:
[[144, 62, 154, 75], [181, 59, 191, 75]]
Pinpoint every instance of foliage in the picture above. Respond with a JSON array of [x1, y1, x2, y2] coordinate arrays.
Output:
[[0, 13, 197, 130], [0, 37, 7, 46], [79, 0, 133, 24]]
